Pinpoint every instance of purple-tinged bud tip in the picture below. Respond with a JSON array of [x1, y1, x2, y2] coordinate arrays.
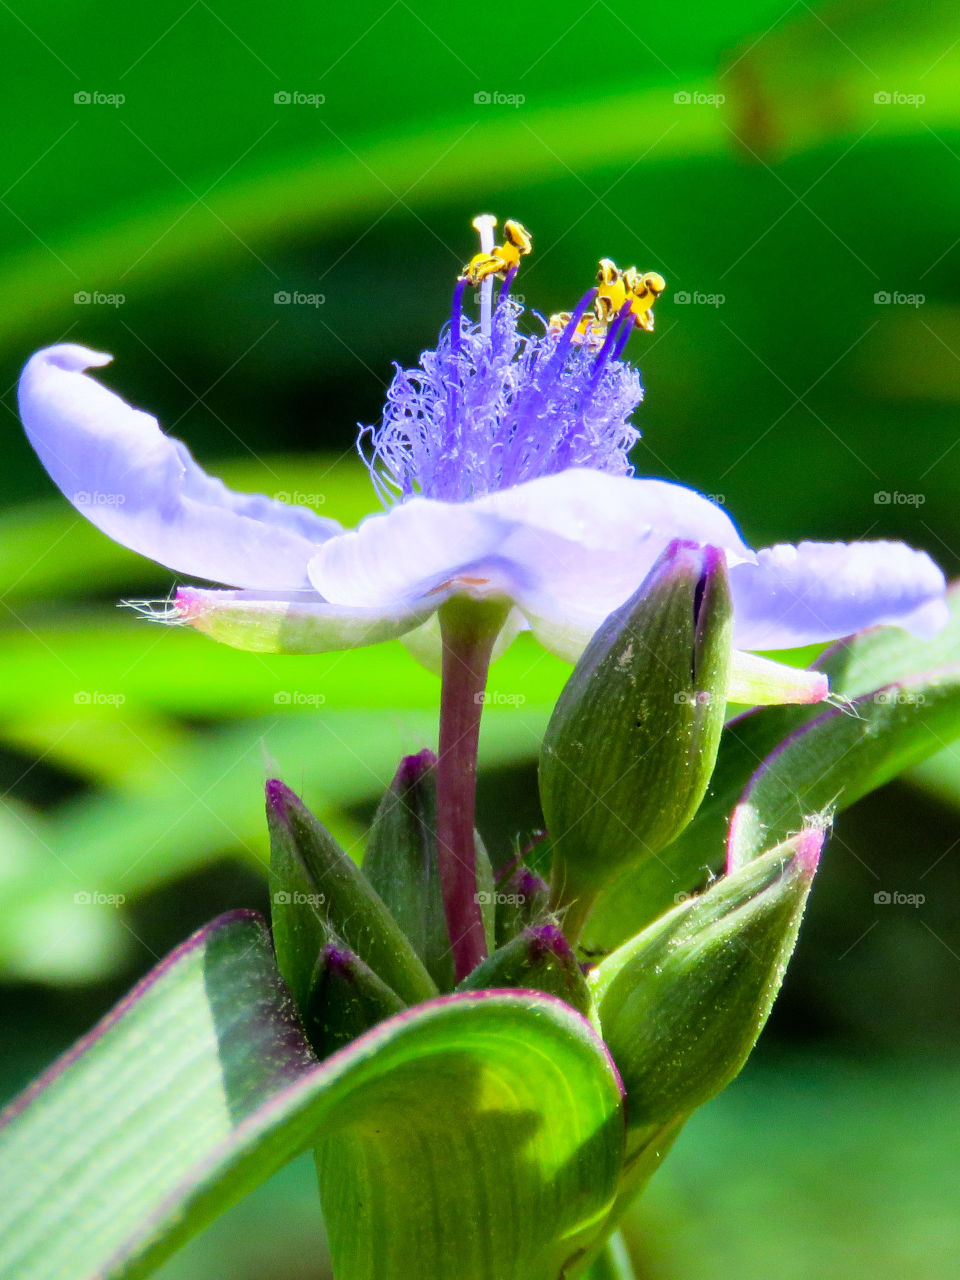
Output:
[[265, 777, 298, 823], [526, 923, 575, 963], [174, 586, 205, 622], [393, 748, 438, 791], [653, 539, 726, 598], [319, 943, 358, 980], [791, 826, 826, 879], [514, 868, 548, 900]]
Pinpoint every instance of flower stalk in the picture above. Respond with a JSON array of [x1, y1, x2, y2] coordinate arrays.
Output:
[[436, 597, 509, 981]]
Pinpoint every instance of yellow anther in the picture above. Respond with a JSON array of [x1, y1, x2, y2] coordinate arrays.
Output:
[[549, 260, 667, 346], [462, 218, 533, 286]]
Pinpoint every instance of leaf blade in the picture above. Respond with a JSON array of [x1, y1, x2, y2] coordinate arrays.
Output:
[[0, 913, 625, 1280]]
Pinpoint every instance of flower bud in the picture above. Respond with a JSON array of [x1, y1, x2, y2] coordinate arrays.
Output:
[[495, 865, 551, 947], [304, 942, 405, 1059], [363, 750, 495, 990], [540, 539, 732, 904], [266, 778, 436, 1010], [590, 828, 822, 1129], [456, 923, 592, 1018]]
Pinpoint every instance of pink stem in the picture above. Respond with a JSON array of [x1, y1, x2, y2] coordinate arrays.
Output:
[[435, 603, 503, 981]]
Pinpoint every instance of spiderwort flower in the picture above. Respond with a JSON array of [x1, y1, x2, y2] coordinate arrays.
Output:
[[16, 215, 948, 979], [16, 217, 947, 706]]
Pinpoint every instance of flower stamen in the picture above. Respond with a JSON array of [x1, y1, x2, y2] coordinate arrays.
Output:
[[549, 259, 667, 349], [359, 218, 648, 504], [462, 215, 533, 340], [461, 216, 533, 288]]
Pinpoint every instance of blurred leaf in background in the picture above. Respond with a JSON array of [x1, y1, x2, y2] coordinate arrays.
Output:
[[1, 0, 959, 1275]]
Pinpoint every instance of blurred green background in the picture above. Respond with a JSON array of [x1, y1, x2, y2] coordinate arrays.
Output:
[[1, 0, 959, 1275]]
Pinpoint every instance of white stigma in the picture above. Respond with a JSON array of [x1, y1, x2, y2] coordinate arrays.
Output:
[[472, 213, 496, 340]]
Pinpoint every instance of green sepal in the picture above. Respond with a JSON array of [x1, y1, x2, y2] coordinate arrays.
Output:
[[456, 923, 593, 1018], [540, 540, 732, 904], [363, 750, 494, 989], [590, 828, 822, 1129], [266, 778, 437, 1008], [304, 941, 406, 1058]]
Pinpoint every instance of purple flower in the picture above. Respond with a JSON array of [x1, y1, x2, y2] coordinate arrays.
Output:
[[17, 224, 947, 706]]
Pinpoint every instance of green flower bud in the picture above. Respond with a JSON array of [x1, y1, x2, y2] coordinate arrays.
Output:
[[266, 778, 437, 1010], [540, 540, 732, 910], [590, 828, 823, 1129], [363, 750, 495, 990], [304, 942, 406, 1059], [457, 924, 593, 1018]]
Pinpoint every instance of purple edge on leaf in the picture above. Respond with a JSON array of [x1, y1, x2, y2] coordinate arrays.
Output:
[[725, 664, 960, 873], [1, 910, 627, 1139], [0, 908, 286, 1130]]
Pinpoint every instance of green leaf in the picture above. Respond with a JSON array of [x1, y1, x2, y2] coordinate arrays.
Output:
[[907, 744, 960, 813], [579, 1232, 636, 1279], [728, 666, 960, 870], [570, 1119, 685, 1278], [0, 912, 625, 1280]]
